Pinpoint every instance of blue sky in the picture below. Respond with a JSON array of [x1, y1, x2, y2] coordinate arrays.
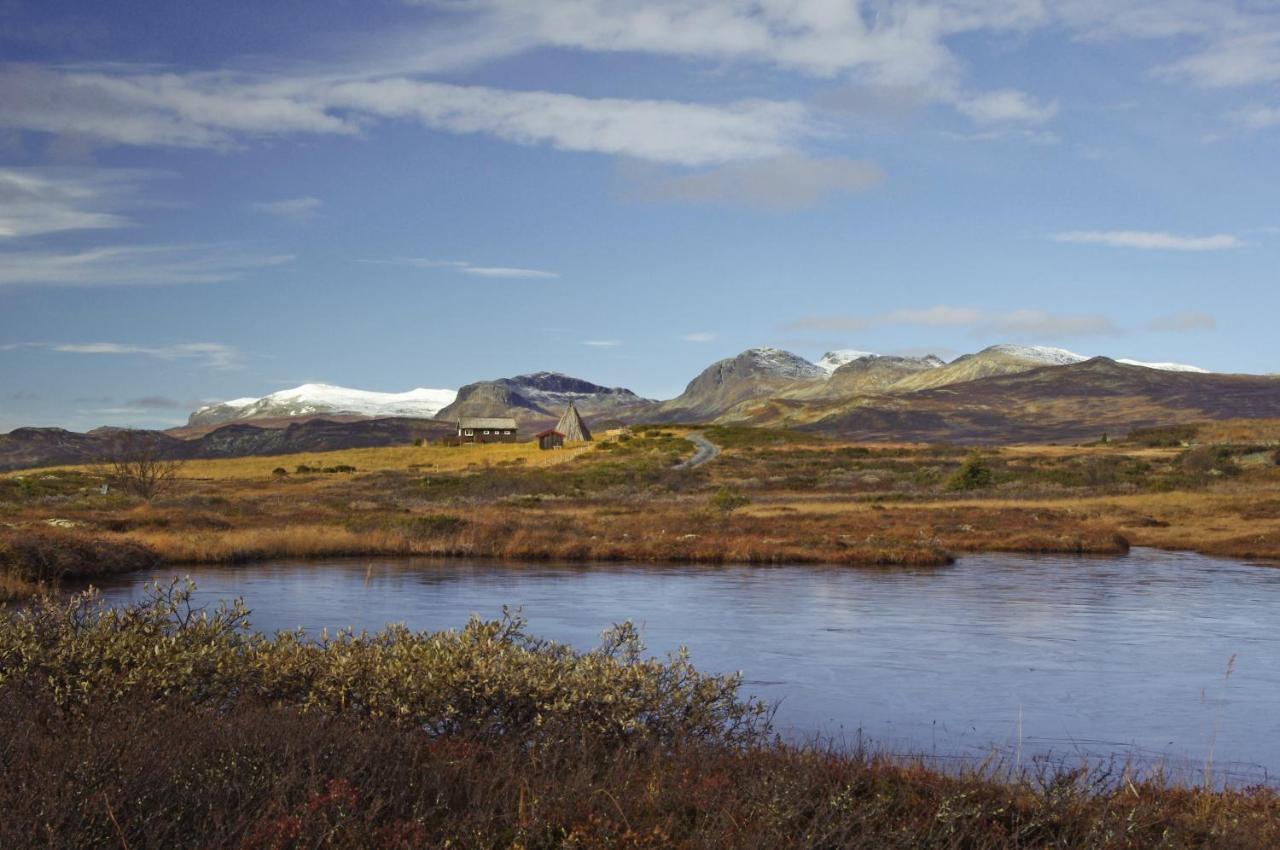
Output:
[[1, 0, 1278, 430]]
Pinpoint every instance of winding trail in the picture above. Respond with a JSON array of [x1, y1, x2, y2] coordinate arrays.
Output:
[[675, 432, 721, 470]]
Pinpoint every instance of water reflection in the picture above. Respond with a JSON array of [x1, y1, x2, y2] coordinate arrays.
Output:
[[89, 548, 1280, 783]]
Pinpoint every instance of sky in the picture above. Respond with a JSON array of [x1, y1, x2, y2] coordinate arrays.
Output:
[[1, 0, 1278, 431]]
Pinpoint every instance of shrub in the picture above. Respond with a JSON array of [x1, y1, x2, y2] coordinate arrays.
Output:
[[295, 464, 315, 474], [0, 583, 766, 748], [946, 452, 994, 491], [398, 514, 469, 538], [0, 530, 161, 582], [271, 467, 289, 478], [1273, 448, 1280, 467], [709, 486, 751, 516], [413, 438, 424, 447]]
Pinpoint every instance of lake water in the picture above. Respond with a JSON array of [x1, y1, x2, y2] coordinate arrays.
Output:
[[88, 548, 1280, 783]]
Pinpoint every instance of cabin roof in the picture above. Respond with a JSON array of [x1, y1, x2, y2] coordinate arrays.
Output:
[[459, 417, 518, 429]]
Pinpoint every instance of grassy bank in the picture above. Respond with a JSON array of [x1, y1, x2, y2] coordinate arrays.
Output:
[[2, 423, 1278, 600], [2, 587, 1277, 849]]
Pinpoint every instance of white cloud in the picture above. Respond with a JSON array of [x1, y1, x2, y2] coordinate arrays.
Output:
[[252, 196, 322, 219], [1051, 230, 1243, 251], [0, 168, 153, 238], [1236, 104, 1280, 128], [0, 245, 294, 287], [627, 156, 883, 210], [358, 258, 558, 278], [582, 339, 621, 347], [459, 266, 559, 279], [12, 341, 243, 369], [324, 78, 810, 165], [0, 66, 814, 166], [682, 331, 716, 342], [954, 89, 1058, 125]]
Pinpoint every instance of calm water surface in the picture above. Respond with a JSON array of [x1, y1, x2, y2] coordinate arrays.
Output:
[[91, 548, 1280, 781]]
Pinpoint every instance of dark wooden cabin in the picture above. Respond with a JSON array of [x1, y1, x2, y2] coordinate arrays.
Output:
[[457, 417, 518, 444]]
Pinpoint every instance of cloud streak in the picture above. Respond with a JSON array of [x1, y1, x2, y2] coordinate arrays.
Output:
[[0, 66, 815, 166], [0, 245, 293, 287], [6, 341, 243, 369], [252, 196, 322, 219], [0, 168, 155, 238], [1051, 230, 1243, 251], [358, 258, 559, 279]]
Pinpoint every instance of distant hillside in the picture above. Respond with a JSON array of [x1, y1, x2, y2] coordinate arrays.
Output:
[[791, 358, 1280, 443], [435, 372, 655, 429], [0, 418, 454, 472], [654, 348, 828, 422]]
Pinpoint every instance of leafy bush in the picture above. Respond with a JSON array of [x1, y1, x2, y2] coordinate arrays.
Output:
[[0, 583, 766, 747], [271, 467, 289, 478], [946, 452, 994, 491], [709, 485, 751, 516]]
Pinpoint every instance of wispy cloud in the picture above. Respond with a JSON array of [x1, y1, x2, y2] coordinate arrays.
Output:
[[582, 339, 620, 347], [784, 305, 1120, 338], [5, 341, 243, 369], [1147, 311, 1216, 333], [682, 332, 716, 342], [0, 66, 814, 166], [358, 258, 558, 279], [1051, 230, 1243, 251], [460, 266, 558, 279], [626, 156, 884, 211], [0, 168, 158, 238], [0, 245, 293, 287], [252, 196, 322, 220]]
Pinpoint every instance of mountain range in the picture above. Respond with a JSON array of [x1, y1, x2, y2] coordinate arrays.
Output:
[[3, 343, 1277, 471]]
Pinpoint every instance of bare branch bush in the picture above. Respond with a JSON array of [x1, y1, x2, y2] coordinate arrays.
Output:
[[94, 431, 185, 500]]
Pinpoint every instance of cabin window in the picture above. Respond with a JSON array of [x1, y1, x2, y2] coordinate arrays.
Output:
[[464, 429, 473, 436], [483, 430, 490, 435]]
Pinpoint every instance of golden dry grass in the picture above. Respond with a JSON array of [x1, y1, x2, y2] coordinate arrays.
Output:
[[19, 440, 594, 481]]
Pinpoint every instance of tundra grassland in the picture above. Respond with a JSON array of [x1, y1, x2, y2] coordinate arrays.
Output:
[[2, 585, 1278, 849], [2, 421, 1279, 600]]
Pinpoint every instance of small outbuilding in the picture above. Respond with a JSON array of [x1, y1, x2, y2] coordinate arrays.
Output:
[[458, 417, 519, 444], [555, 402, 592, 442], [535, 429, 565, 450]]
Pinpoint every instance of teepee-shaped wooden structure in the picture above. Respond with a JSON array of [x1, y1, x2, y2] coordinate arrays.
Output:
[[555, 402, 592, 442]]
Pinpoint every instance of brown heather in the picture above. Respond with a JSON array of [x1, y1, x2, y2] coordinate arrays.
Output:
[[2, 587, 1278, 849]]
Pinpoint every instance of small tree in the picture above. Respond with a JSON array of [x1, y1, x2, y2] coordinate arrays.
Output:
[[946, 451, 994, 492], [96, 431, 185, 500], [709, 485, 750, 516]]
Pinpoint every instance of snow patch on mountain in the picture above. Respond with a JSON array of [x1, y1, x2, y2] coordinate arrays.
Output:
[[984, 344, 1089, 365], [816, 350, 877, 375], [1117, 359, 1210, 373], [744, 347, 827, 380], [190, 383, 458, 426]]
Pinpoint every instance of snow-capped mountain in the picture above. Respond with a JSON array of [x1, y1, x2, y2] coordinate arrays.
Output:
[[985, 344, 1089, 366], [1116, 359, 1209, 373], [816, 350, 878, 375], [188, 384, 458, 427], [742, 347, 829, 380]]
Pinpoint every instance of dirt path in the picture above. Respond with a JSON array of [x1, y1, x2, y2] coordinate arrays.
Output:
[[676, 432, 721, 470]]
